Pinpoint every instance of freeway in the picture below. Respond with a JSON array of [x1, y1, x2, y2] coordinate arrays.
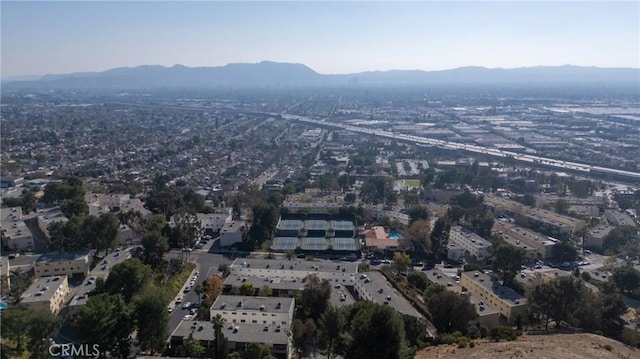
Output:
[[280, 114, 640, 182]]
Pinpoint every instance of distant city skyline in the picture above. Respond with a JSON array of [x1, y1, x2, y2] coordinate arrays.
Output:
[[1, 1, 639, 77]]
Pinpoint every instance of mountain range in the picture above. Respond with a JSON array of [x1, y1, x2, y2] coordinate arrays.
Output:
[[4, 61, 639, 89]]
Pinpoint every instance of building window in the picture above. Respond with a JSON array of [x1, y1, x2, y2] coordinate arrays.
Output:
[[252, 320, 257, 323], [241, 320, 246, 323]]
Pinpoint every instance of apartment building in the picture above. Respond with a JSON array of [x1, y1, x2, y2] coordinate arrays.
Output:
[[449, 226, 491, 262], [460, 271, 527, 321], [219, 221, 246, 247], [584, 224, 615, 249], [229, 258, 358, 285], [353, 271, 423, 319], [196, 208, 232, 235], [210, 295, 294, 327], [1, 207, 35, 252], [493, 222, 557, 259], [34, 250, 93, 278], [224, 274, 303, 298], [170, 320, 291, 359], [19, 275, 69, 314]]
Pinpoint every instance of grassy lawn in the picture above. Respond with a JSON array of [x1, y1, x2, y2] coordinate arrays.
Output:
[[403, 179, 421, 189], [162, 261, 196, 300]]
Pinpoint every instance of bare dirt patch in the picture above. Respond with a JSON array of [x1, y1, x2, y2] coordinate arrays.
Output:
[[415, 333, 639, 359]]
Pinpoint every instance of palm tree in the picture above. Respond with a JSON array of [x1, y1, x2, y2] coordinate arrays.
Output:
[[285, 250, 294, 261]]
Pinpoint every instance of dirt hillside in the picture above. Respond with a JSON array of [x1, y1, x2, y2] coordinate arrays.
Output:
[[415, 333, 639, 359]]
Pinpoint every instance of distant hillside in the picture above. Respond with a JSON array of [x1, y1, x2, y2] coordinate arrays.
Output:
[[4, 62, 639, 89], [414, 333, 638, 359]]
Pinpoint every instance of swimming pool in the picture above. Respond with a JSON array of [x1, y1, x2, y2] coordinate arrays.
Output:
[[0, 302, 7, 310], [389, 231, 399, 240]]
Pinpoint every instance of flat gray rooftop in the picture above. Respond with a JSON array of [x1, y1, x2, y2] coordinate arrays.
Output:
[[36, 251, 91, 263], [21, 275, 66, 303], [230, 258, 358, 275], [358, 271, 422, 319], [211, 295, 294, 313], [224, 274, 304, 292], [462, 271, 527, 306]]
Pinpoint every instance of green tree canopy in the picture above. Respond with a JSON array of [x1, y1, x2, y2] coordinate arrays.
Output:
[[75, 293, 132, 356], [298, 274, 332, 321], [133, 285, 169, 354], [104, 258, 152, 303], [340, 301, 408, 359], [426, 291, 477, 333], [492, 244, 525, 287]]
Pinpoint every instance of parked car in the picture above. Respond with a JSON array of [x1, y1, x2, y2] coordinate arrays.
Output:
[[182, 314, 193, 321]]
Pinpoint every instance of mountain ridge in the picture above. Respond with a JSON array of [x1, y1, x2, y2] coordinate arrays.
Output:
[[4, 61, 639, 89]]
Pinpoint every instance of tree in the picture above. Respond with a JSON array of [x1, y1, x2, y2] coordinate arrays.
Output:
[[95, 212, 120, 256], [291, 319, 317, 359], [406, 219, 431, 259], [341, 301, 407, 359], [133, 286, 169, 354], [552, 240, 578, 263], [259, 285, 273, 296], [141, 230, 169, 265], [245, 342, 273, 359], [599, 283, 628, 337], [555, 199, 569, 214], [298, 274, 332, 321], [430, 215, 450, 260], [407, 271, 428, 291], [239, 282, 256, 296], [212, 314, 229, 359], [104, 258, 152, 303], [61, 196, 89, 218], [179, 336, 206, 358], [26, 309, 59, 358], [285, 250, 295, 260], [344, 193, 356, 203], [172, 212, 204, 250], [1, 307, 30, 352], [529, 275, 585, 330], [406, 206, 429, 224], [318, 306, 344, 359], [423, 283, 446, 300], [75, 293, 131, 356], [203, 275, 224, 307], [611, 265, 640, 296], [426, 291, 477, 333], [492, 244, 525, 287], [392, 252, 411, 274]]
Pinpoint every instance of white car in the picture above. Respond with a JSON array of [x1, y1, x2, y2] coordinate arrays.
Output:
[[175, 297, 183, 304], [182, 314, 193, 321], [182, 302, 192, 309], [168, 305, 175, 313]]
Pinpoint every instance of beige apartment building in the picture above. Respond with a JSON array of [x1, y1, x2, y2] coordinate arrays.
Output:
[[20, 275, 69, 314], [34, 250, 93, 278], [460, 271, 528, 321]]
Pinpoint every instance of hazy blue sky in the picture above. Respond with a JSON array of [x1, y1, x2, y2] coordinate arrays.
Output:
[[2, 1, 639, 77]]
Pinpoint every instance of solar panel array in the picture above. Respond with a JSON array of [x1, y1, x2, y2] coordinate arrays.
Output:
[[272, 237, 299, 251], [278, 220, 303, 231], [331, 237, 360, 251], [302, 238, 328, 251]]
